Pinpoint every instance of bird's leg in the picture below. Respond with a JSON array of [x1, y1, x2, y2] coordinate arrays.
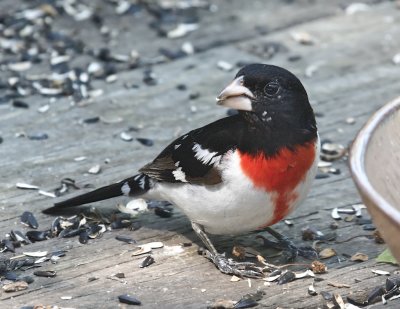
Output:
[[191, 222, 264, 278], [258, 227, 318, 261]]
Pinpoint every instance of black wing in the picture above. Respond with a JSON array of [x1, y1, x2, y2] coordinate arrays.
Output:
[[139, 114, 246, 185]]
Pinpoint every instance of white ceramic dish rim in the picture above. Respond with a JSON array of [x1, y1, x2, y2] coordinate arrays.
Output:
[[350, 96, 400, 225]]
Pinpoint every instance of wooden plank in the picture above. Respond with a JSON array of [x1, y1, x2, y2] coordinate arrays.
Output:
[[1, 1, 400, 308]]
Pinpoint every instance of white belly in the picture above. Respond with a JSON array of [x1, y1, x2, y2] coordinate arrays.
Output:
[[146, 147, 319, 235]]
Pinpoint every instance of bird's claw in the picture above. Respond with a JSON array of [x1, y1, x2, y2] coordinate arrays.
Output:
[[202, 250, 264, 278]]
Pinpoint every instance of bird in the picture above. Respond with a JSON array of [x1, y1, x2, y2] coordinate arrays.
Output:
[[47, 63, 319, 278]]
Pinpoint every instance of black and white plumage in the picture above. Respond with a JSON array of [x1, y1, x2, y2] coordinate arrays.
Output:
[[48, 64, 319, 277]]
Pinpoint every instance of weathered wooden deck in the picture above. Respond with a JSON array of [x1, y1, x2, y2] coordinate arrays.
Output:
[[1, 1, 400, 308]]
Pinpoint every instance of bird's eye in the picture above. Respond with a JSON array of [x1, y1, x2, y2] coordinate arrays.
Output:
[[264, 82, 280, 96]]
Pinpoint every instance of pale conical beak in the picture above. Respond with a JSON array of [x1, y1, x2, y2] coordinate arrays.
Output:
[[216, 76, 255, 111]]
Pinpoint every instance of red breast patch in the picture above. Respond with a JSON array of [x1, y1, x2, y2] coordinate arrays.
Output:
[[239, 140, 316, 226]]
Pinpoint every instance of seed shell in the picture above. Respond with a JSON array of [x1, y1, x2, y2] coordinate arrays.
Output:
[[118, 294, 141, 305], [21, 211, 39, 229], [140, 255, 155, 268], [33, 270, 56, 277]]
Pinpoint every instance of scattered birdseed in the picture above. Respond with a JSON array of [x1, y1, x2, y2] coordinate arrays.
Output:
[[321, 141, 346, 161], [217, 60, 234, 72], [16, 183, 39, 190], [181, 42, 195, 55], [291, 31, 315, 45], [100, 116, 124, 124], [33, 270, 56, 277], [140, 255, 155, 268], [167, 23, 199, 39], [350, 252, 369, 262], [120, 132, 133, 142], [372, 269, 391, 276], [115, 235, 136, 244], [27, 133, 49, 141], [234, 291, 264, 308], [154, 206, 173, 218], [118, 294, 141, 305], [232, 246, 246, 260], [74, 156, 87, 162], [136, 138, 154, 147], [143, 69, 158, 86], [21, 211, 39, 229], [82, 117, 100, 124], [333, 293, 346, 309], [373, 230, 385, 244], [38, 190, 57, 198], [308, 283, 318, 296], [88, 164, 101, 174], [26, 230, 50, 242], [311, 260, 327, 274], [106, 74, 118, 83], [231, 275, 241, 282], [23, 251, 48, 257], [12, 100, 29, 109], [319, 248, 337, 259], [284, 219, 293, 226], [37, 105, 50, 113], [119, 199, 148, 216], [2, 281, 28, 292]]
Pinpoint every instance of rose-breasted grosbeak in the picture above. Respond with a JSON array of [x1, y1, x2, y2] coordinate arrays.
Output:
[[47, 64, 319, 278]]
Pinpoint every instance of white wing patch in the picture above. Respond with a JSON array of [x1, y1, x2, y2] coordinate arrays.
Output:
[[121, 182, 131, 195], [192, 143, 221, 165], [172, 167, 188, 182]]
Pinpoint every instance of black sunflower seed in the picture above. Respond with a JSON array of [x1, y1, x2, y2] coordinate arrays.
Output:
[[234, 298, 258, 309], [33, 270, 56, 278], [59, 228, 82, 238], [278, 271, 296, 285], [115, 235, 136, 244], [320, 291, 333, 301], [79, 231, 89, 244], [1, 239, 15, 253], [154, 206, 173, 218], [118, 294, 141, 305], [10, 230, 31, 244], [12, 100, 29, 109], [176, 84, 187, 91], [25, 230, 50, 242], [234, 291, 264, 309], [83, 116, 100, 124], [136, 138, 154, 147], [140, 255, 155, 268], [111, 219, 132, 229], [21, 211, 38, 229], [27, 133, 49, 140]]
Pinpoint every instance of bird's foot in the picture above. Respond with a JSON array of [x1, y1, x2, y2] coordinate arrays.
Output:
[[200, 248, 264, 278], [257, 234, 318, 262]]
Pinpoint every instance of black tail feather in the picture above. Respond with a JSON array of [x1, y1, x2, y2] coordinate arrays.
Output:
[[44, 174, 151, 213]]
